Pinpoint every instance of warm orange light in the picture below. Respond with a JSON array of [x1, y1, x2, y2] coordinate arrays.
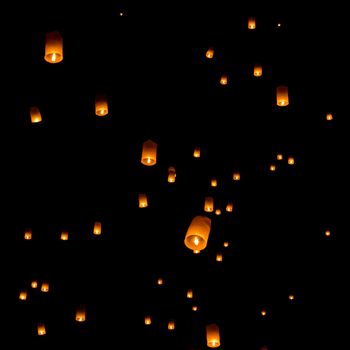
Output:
[[168, 319, 175, 330], [24, 229, 32, 240], [192, 305, 198, 311], [76, 306, 86, 322], [233, 172, 240, 181], [211, 178, 217, 187], [187, 289, 193, 299], [215, 208, 221, 216], [277, 153, 283, 161], [261, 309, 267, 316], [226, 202, 233, 212], [37, 323, 46, 336], [95, 94, 108, 116], [248, 17, 256, 29], [223, 241, 229, 248], [168, 166, 176, 183], [326, 113, 333, 121], [184, 216, 211, 252], [287, 157, 295, 165], [270, 165, 276, 172], [288, 294, 295, 301], [157, 278, 163, 285], [93, 221, 102, 235], [41, 282, 49, 292], [138, 193, 148, 208], [206, 323, 220, 348], [206, 47, 214, 59], [276, 85, 289, 106], [19, 290, 27, 300], [193, 147, 201, 158], [325, 230, 331, 237], [60, 231, 69, 241], [204, 196, 214, 212], [119, 12, 124, 16], [141, 139, 157, 166], [30, 106, 42, 123], [193, 249, 200, 254], [216, 252, 223, 262], [254, 64, 262, 77], [31, 281, 38, 289], [220, 74, 228, 85], [144, 315, 152, 325], [44, 31, 63, 63]]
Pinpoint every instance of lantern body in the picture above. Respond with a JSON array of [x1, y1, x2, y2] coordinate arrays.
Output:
[[204, 197, 214, 212], [187, 289, 193, 298], [215, 209, 221, 216], [93, 222, 102, 235], [95, 94, 108, 116], [76, 307, 86, 322], [233, 172, 240, 181], [192, 305, 198, 311], [60, 231, 69, 240], [30, 107, 42, 123], [206, 47, 214, 59], [288, 294, 295, 300], [288, 157, 295, 165], [216, 252, 223, 261], [44, 31, 63, 63], [220, 74, 228, 85], [226, 202, 233, 212], [206, 323, 220, 348], [19, 291, 27, 300], [254, 64, 262, 77], [223, 241, 229, 248], [193, 147, 201, 158], [168, 166, 176, 183], [157, 278, 163, 285], [277, 153, 283, 160], [325, 230, 331, 237], [184, 216, 211, 251], [141, 139, 157, 166], [31, 281, 38, 289], [276, 86, 289, 106], [41, 282, 49, 292], [326, 113, 333, 121], [270, 165, 276, 172], [248, 17, 256, 29], [211, 178, 217, 187], [144, 315, 152, 325], [138, 193, 148, 208], [24, 229, 32, 240], [37, 323, 46, 336], [168, 319, 175, 330]]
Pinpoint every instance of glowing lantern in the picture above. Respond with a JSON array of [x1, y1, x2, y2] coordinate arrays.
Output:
[[206, 323, 220, 348], [41, 282, 49, 292], [233, 172, 240, 181], [226, 202, 233, 212], [193, 147, 201, 158], [220, 74, 228, 85], [325, 230, 331, 237], [223, 241, 229, 248], [254, 64, 262, 77], [326, 113, 333, 121], [19, 290, 27, 300], [144, 315, 152, 325], [193, 249, 200, 254], [95, 94, 108, 116], [30, 107, 42, 123], [248, 17, 256, 29], [276, 86, 289, 106], [168, 166, 176, 183], [288, 294, 295, 301], [270, 165, 276, 172], [138, 193, 148, 208], [215, 209, 221, 216], [204, 197, 214, 212], [60, 231, 69, 241], [157, 278, 163, 285], [24, 229, 32, 240], [216, 252, 223, 262], [168, 319, 175, 330], [187, 289, 193, 299], [75, 306, 86, 322], [93, 222, 102, 235], [261, 309, 267, 317], [287, 157, 295, 165], [277, 153, 283, 161], [37, 323, 46, 336], [211, 178, 217, 187], [44, 31, 63, 63], [141, 139, 157, 166], [206, 47, 214, 59], [184, 216, 211, 252], [31, 281, 38, 289], [192, 305, 198, 311]]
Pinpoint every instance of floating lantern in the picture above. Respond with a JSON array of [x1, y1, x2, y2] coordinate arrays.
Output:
[[144, 315, 152, 325], [93, 222, 102, 235], [204, 197, 214, 212], [326, 113, 333, 121], [193, 147, 201, 158], [138, 193, 148, 208], [270, 165, 276, 172], [30, 107, 42, 123], [211, 178, 217, 187], [261, 309, 267, 317], [187, 289, 193, 299], [206, 47, 214, 59], [215, 209, 221, 216], [141, 139, 157, 166], [31, 281, 38, 289], [220, 74, 228, 85], [95, 94, 108, 116], [168, 319, 175, 330], [276, 86, 289, 106], [277, 153, 283, 161], [37, 323, 46, 336], [206, 323, 220, 348], [76, 306, 86, 322], [287, 157, 295, 165], [184, 216, 211, 252], [192, 305, 198, 311], [60, 231, 69, 241], [226, 202, 233, 212], [216, 252, 223, 262], [24, 229, 32, 240], [288, 294, 295, 301], [41, 282, 49, 292], [248, 17, 256, 29], [223, 241, 229, 248], [254, 64, 262, 77], [233, 172, 240, 181], [19, 290, 27, 301], [325, 230, 331, 237], [168, 166, 176, 183], [44, 31, 63, 63], [157, 278, 163, 285]]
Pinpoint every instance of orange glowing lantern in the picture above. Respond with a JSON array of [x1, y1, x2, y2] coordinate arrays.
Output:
[[288, 294, 295, 301], [326, 113, 333, 121], [206, 47, 214, 59], [206, 323, 220, 348], [41, 282, 49, 292], [193, 147, 201, 158], [187, 289, 193, 299], [325, 230, 331, 237], [76, 306, 86, 322], [276, 86, 289, 106], [60, 231, 69, 241], [220, 74, 228, 85], [168, 319, 175, 330], [31, 281, 38, 289], [277, 153, 283, 161], [233, 172, 240, 181], [270, 165, 276, 172], [19, 290, 27, 301], [93, 221, 102, 235], [138, 193, 148, 208], [261, 309, 267, 317], [37, 323, 46, 336], [216, 252, 223, 262], [192, 305, 198, 311], [44, 31, 63, 63], [287, 157, 295, 165], [223, 241, 229, 248], [211, 178, 217, 187], [144, 315, 152, 325], [204, 197, 214, 212], [95, 94, 108, 116], [141, 139, 157, 166], [157, 278, 163, 285], [184, 216, 211, 252], [248, 17, 256, 29], [168, 166, 176, 183], [254, 64, 262, 77], [226, 202, 233, 212], [215, 209, 221, 216], [24, 229, 32, 240], [30, 106, 42, 123]]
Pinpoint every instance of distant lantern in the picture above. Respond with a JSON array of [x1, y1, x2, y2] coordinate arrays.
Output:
[[31, 281, 38, 289], [233, 172, 240, 181], [187, 289, 193, 299], [220, 74, 228, 85], [157, 278, 163, 285], [254, 64, 262, 77], [204, 197, 214, 212], [248, 17, 256, 29], [288, 294, 295, 301], [141, 139, 157, 166], [287, 157, 295, 165], [30, 106, 42, 123], [216, 252, 223, 262], [168, 166, 176, 183], [223, 241, 229, 248], [211, 178, 217, 187], [37, 323, 46, 336], [193, 147, 201, 158], [93, 221, 102, 235], [44, 31, 63, 63], [276, 86, 289, 106], [60, 231, 69, 241], [138, 193, 148, 208], [95, 94, 108, 116], [144, 315, 152, 325], [75, 306, 86, 322], [325, 230, 331, 237], [168, 319, 175, 330], [192, 305, 198, 311], [41, 282, 49, 292], [270, 164, 276, 172], [261, 309, 267, 317], [206, 47, 214, 59], [24, 229, 32, 240], [215, 209, 221, 216], [277, 153, 283, 161], [206, 323, 220, 348], [226, 202, 233, 212], [326, 113, 333, 121], [19, 290, 27, 301], [184, 216, 211, 252]]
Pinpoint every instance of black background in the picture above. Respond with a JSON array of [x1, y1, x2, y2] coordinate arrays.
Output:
[[6, 2, 347, 349]]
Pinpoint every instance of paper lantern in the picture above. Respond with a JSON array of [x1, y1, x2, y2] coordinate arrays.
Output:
[[184, 216, 211, 251], [254, 64, 262, 77], [226, 202, 233, 212], [261, 309, 267, 316], [95, 94, 108, 116], [93, 221, 102, 235], [168, 166, 176, 183], [41, 282, 49, 292], [326, 113, 333, 121], [276, 86, 289, 106], [138, 193, 148, 208], [216, 252, 223, 262], [168, 319, 175, 330], [288, 294, 295, 301], [206, 47, 214, 59], [223, 241, 229, 248], [220, 74, 228, 85], [287, 157, 295, 165], [44, 31, 63, 63], [144, 315, 152, 325], [206, 323, 220, 348], [141, 139, 157, 166], [204, 197, 214, 212], [192, 305, 198, 311], [233, 172, 240, 181], [193, 147, 201, 158], [31, 281, 38, 289], [248, 17, 256, 29], [37, 323, 46, 336], [24, 229, 32, 240], [157, 278, 163, 285], [325, 230, 331, 237], [215, 209, 221, 216], [270, 165, 276, 172], [76, 306, 86, 322], [187, 289, 193, 299], [60, 231, 69, 241], [30, 107, 42, 123], [277, 153, 283, 160], [19, 290, 27, 300], [211, 178, 217, 187]]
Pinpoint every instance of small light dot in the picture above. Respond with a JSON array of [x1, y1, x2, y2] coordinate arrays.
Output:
[[325, 230, 331, 237], [288, 294, 295, 301]]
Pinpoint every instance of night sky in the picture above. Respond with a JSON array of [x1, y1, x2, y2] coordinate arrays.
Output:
[[7, 2, 347, 349]]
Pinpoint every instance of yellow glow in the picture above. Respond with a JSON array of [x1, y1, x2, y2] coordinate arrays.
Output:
[[60, 231, 69, 241], [326, 113, 333, 121], [193, 249, 200, 254], [157, 278, 163, 285], [24, 230, 32, 240], [192, 305, 198, 311], [31, 281, 38, 289], [187, 289, 193, 298], [93, 222, 102, 235], [289, 294, 295, 300], [270, 165, 276, 172], [233, 172, 240, 181], [220, 74, 228, 85], [193, 236, 199, 246], [277, 153, 283, 160], [168, 320, 175, 330], [206, 48, 214, 59], [193, 147, 201, 158], [223, 241, 229, 247], [215, 209, 221, 215], [144, 316, 152, 325], [216, 253, 223, 261], [325, 230, 331, 237], [211, 178, 217, 187], [37, 323, 46, 336], [51, 53, 56, 62], [288, 157, 295, 165], [261, 309, 267, 316], [19, 291, 27, 300]]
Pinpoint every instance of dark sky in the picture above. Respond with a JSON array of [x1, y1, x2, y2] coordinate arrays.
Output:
[[6, 2, 347, 349]]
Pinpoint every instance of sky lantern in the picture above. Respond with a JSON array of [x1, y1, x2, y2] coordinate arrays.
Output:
[[216, 252, 223, 261], [144, 315, 152, 325], [168, 166, 176, 183], [233, 172, 240, 181], [138, 193, 148, 208], [168, 319, 175, 330], [223, 241, 229, 248], [211, 178, 217, 187], [157, 278, 163, 285], [30, 106, 42, 123], [141, 139, 157, 166], [277, 153, 283, 160], [226, 202, 233, 212], [95, 94, 108, 116], [206, 47, 214, 59], [184, 216, 211, 252], [76, 306, 86, 322], [220, 74, 228, 85], [270, 164, 276, 172], [19, 290, 27, 300], [215, 208, 221, 215], [31, 281, 38, 289], [193, 147, 201, 158], [326, 113, 333, 121], [44, 31, 63, 63], [41, 282, 49, 292], [276, 85, 289, 106], [24, 229, 32, 240], [37, 323, 46, 336], [93, 221, 102, 235], [204, 197, 214, 212], [287, 157, 295, 165], [206, 323, 220, 348], [187, 289, 193, 298], [248, 17, 256, 29], [60, 231, 69, 240], [254, 63, 262, 77]]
